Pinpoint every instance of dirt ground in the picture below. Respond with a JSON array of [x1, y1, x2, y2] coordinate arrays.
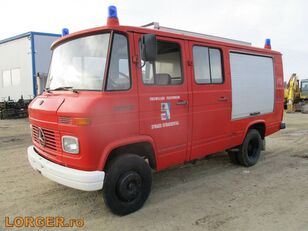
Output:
[[1, 113, 308, 231]]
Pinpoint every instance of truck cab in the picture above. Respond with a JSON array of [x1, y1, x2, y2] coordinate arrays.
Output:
[[27, 6, 285, 215]]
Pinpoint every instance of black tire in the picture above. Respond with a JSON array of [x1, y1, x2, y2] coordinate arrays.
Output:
[[237, 129, 262, 167], [103, 154, 152, 215], [228, 151, 240, 165]]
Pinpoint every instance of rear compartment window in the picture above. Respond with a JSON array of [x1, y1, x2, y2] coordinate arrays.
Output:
[[141, 40, 183, 86], [193, 46, 223, 84]]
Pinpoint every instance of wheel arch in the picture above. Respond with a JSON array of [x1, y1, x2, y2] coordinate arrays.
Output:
[[244, 120, 266, 140], [99, 136, 157, 171]]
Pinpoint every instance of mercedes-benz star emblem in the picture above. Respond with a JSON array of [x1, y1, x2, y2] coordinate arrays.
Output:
[[38, 128, 46, 147]]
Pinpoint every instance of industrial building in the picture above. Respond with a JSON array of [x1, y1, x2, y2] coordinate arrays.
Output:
[[0, 32, 60, 101]]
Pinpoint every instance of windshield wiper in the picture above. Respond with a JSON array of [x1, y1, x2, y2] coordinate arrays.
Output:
[[52, 87, 79, 93]]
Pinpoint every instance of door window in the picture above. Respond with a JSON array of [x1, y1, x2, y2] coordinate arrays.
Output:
[[106, 33, 131, 91], [141, 40, 183, 86], [193, 46, 223, 84]]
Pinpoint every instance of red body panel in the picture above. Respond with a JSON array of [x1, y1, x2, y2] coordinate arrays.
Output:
[[28, 24, 284, 172]]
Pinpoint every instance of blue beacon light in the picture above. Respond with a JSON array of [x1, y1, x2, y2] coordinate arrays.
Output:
[[107, 5, 119, 26], [108, 6, 118, 18], [62, 28, 69, 37], [264, 38, 271, 49]]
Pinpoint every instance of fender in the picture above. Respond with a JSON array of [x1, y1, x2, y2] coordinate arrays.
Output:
[[242, 119, 266, 143], [98, 135, 157, 170]]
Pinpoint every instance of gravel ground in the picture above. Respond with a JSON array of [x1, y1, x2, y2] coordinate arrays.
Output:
[[1, 113, 308, 231]]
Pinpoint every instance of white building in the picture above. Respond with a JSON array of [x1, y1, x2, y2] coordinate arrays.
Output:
[[0, 32, 60, 101]]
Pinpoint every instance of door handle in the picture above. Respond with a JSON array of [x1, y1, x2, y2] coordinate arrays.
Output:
[[218, 96, 228, 101], [176, 100, 188, 105]]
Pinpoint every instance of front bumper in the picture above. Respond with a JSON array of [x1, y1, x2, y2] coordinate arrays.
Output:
[[27, 145, 105, 191]]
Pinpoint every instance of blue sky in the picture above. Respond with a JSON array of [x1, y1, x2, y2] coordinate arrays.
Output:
[[1, 0, 307, 80]]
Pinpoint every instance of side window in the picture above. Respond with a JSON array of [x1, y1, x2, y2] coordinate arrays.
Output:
[[11, 68, 21, 86], [193, 46, 223, 84], [1, 69, 21, 87], [302, 82, 308, 91], [2, 70, 11, 87], [141, 40, 183, 86], [106, 34, 131, 91]]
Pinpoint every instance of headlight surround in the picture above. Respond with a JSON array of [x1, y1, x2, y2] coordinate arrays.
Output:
[[62, 136, 79, 154]]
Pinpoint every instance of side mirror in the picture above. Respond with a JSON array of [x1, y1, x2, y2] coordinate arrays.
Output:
[[141, 34, 157, 62]]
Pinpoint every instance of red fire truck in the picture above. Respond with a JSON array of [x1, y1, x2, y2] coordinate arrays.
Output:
[[27, 6, 285, 215]]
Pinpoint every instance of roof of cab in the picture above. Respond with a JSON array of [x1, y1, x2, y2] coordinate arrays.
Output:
[[51, 25, 281, 55]]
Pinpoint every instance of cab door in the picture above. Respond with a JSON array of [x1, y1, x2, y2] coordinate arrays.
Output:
[[188, 42, 231, 160], [133, 33, 189, 170]]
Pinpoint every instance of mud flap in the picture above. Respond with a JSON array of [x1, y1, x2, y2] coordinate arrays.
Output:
[[262, 139, 266, 151]]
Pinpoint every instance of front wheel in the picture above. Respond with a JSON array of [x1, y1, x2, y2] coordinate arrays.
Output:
[[103, 154, 152, 215], [237, 129, 262, 167]]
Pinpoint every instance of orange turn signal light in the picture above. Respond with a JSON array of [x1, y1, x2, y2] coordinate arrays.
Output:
[[72, 118, 91, 126]]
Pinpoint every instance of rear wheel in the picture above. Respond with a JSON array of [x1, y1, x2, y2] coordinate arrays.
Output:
[[103, 154, 152, 215], [237, 129, 262, 167]]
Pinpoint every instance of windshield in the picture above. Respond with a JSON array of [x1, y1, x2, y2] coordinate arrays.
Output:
[[302, 81, 308, 92], [46, 33, 110, 91]]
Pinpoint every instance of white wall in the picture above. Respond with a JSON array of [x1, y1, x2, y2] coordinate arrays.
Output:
[[0, 34, 60, 101], [0, 36, 33, 101]]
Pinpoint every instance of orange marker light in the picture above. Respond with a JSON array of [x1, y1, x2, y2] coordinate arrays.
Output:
[[73, 118, 91, 126]]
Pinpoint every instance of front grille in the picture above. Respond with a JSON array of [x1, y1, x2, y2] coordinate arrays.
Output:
[[32, 125, 60, 153]]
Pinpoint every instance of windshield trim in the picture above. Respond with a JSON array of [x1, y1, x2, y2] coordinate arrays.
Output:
[[51, 30, 112, 51], [47, 30, 132, 92]]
